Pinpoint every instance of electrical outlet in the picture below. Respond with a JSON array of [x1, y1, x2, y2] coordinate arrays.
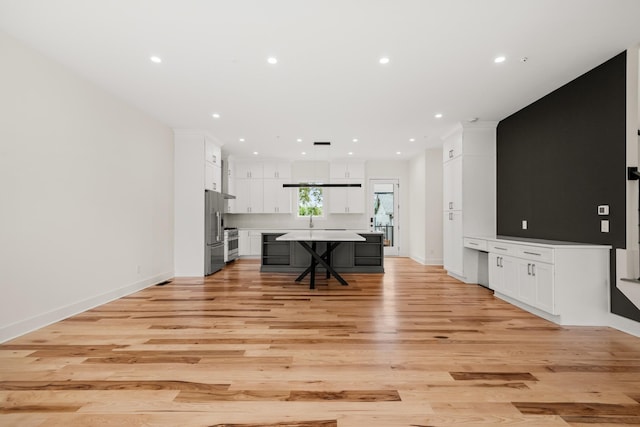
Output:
[[522, 220, 528, 230], [601, 220, 609, 233]]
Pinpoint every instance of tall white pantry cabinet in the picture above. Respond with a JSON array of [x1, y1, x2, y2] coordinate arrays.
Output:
[[442, 121, 497, 283], [174, 129, 223, 276]]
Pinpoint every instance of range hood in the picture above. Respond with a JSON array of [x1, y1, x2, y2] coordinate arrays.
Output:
[[283, 142, 362, 188]]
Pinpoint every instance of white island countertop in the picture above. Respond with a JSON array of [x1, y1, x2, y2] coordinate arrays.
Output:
[[276, 230, 366, 242]]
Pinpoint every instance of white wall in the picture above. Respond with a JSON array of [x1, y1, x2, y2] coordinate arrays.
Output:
[[0, 31, 174, 342], [408, 148, 443, 265]]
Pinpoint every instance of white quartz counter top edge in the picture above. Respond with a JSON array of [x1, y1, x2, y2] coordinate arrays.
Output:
[[276, 230, 367, 242], [465, 235, 612, 250]]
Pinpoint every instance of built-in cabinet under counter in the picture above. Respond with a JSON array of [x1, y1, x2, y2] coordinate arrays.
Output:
[[463, 236, 611, 326]]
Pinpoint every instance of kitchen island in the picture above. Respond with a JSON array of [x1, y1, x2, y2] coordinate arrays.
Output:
[[261, 231, 384, 280]]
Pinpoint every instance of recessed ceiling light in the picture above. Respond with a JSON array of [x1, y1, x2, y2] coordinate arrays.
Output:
[[348, 152, 353, 156], [267, 57, 278, 64], [352, 138, 359, 142], [379, 57, 390, 64], [301, 152, 306, 155], [296, 138, 302, 142], [239, 138, 245, 142], [409, 138, 415, 142], [494, 56, 506, 64], [396, 151, 402, 155], [253, 151, 259, 155], [212, 113, 220, 119], [150, 56, 162, 63], [434, 113, 443, 119]]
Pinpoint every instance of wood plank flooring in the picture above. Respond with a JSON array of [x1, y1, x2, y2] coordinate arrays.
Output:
[[2, 258, 640, 426]]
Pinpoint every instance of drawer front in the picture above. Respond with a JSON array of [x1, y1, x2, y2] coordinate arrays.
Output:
[[488, 242, 517, 256], [516, 245, 553, 263], [464, 237, 487, 251]]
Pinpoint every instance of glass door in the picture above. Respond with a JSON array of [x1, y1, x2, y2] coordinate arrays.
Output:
[[369, 179, 399, 256]]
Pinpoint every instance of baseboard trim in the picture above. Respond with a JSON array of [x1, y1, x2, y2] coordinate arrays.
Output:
[[0, 271, 173, 343]]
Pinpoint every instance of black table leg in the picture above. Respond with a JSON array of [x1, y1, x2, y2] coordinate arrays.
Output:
[[309, 241, 317, 289], [295, 242, 341, 282], [297, 241, 349, 287]]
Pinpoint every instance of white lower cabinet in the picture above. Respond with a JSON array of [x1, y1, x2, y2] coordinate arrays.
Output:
[[481, 237, 610, 325], [488, 253, 518, 297], [443, 211, 463, 276], [238, 230, 262, 257]]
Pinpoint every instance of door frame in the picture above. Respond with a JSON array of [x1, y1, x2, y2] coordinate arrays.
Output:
[[368, 178, 400, 256]]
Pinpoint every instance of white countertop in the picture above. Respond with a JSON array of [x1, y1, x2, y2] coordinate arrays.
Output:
[[465, 235, 611, 249], [276, 230, 366, 242]]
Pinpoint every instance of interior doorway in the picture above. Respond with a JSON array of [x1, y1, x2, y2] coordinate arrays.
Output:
[[369, 179, 400, 256]]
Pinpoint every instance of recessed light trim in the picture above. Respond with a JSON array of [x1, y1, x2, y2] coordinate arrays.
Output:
[[253, 151, 259, 155], [212, 113, 221, 119], [296, 138, 302, 142], [352, 138, 358, 142], [150, 56, 162, 63], [409, 138, 415, 142], [301, 152, 306, 155], [396, 151, 402, 155], [379, 57, 390, 64], [239, 138, 245, 142], [348, 152, 353, 156], [267, 57, 278, 64], [434, 113, 443, 119], [494, 55, 506, 64]]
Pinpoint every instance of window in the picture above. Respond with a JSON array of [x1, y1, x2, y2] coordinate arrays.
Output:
[[298, 186, 323, 216]]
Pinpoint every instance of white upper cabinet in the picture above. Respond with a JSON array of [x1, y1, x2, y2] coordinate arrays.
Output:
[[263, 179, 292, 214], [263, 161, 291, 180], [204, 137, 222, 167], [329, 179, 365, 214], [330, 160, 365, 180], [235, 160, 263, 180], [442, 131, 463, 162]]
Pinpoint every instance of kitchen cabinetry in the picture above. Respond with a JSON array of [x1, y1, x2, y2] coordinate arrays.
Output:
[[231, 158, 292, 214], [330, 161, 365, 179], [234, 179, 264, 214], [263, 161, 291, 179], [329, 179, 365, 214], [238, 230, 262, 257], [328, 160, 365, 214], [174, 130, 223, 276], [263, 179, 292, 213], [442, 121, 496, 282], [204, 138, 222, 191], [260, 232, 384, 273], [475, 236, 611, 325], [235, 160, 263, 179]]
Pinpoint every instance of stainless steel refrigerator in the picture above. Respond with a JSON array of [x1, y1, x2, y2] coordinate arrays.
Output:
[[205, 190, 225, 275]]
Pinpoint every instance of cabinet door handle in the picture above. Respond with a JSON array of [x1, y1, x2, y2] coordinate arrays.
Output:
[[532, 264, 536, 276], [449, 212, 453, 220], [449, 202, 453, 209], [523, 251, 541, 256], [527, 263, 532, 275], [500, 257, 503, 267], [496, 256, 500, 267], [494, 246, 507, 251]]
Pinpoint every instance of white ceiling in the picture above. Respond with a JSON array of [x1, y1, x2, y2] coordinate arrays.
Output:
[[1, 0, 639, 161]]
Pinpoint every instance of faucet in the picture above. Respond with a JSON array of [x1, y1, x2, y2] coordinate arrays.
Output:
[[309, 214, 314, 228]]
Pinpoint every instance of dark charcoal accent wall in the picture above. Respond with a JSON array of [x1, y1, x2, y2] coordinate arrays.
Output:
[[496, 51, 639, 322]]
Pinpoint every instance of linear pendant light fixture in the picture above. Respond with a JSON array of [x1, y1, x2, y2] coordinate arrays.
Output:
[[283, 142, 362, 188]]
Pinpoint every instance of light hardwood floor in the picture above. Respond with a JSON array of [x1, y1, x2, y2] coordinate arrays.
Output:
[[2, 258, 640, 426]]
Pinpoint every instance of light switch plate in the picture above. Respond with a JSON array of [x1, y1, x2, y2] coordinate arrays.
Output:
[[601, 220, 609, 233], [598, 205, 609, 215], [522, 220, 527, 230]]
